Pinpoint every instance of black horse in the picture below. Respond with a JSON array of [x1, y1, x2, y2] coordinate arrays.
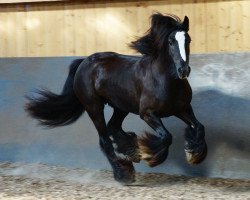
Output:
[[25, 13, 207, 184]]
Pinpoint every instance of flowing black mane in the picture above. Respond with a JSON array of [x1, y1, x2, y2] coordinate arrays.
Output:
[[130, 13, 187, 56]]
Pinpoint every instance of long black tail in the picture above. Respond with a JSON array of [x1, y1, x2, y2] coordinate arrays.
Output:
[[25, 59, 84, 128]]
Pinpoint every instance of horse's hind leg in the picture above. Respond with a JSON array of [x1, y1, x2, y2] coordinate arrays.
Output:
[[107, 108, 140, 163], [85, 104, 135, 184]]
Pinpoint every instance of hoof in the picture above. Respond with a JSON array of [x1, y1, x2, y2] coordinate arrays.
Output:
[[112, 159, 135, 184], [138, 132, 172, 167], [185, 141, 207, 165]]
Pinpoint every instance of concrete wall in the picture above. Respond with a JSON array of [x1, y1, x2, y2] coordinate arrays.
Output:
[[0, 53, 250, 179]]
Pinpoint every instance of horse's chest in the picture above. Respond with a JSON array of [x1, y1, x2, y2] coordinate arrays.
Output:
[[152, 85, 192, 116]]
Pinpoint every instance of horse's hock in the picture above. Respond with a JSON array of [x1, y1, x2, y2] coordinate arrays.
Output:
[[0, 53, 250, 179]]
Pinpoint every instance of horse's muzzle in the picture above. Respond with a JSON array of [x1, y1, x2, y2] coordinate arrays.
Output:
[[178, 66, 191, 79]]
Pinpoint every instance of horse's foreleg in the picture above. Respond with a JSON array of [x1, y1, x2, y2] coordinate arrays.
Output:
[[139, 111, 172, 167], [107, 108, 140, 163], [176, 105, 207, 165], [86, 105, 135, 184]]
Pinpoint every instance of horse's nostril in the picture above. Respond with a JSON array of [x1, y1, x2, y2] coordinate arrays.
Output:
[[178, 68, 183, 74], [178, 67, 188, 74]]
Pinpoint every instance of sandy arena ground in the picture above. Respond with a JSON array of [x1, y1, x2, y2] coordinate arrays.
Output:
[[0, 162, 249, 200]]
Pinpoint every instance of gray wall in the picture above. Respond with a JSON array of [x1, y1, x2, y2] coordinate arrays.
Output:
[[0, 53, 250, 179]]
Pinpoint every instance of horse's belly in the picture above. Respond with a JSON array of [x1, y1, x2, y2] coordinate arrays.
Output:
[[107, 96, 139, 114], [104, 92, 140, 114], [95, 81, 140, 113]]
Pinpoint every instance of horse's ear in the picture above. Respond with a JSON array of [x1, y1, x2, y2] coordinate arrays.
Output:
[[182, 16, 189, 32]]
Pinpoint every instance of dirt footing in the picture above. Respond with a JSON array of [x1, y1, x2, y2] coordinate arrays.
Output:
[[0, 162, 249, 200]]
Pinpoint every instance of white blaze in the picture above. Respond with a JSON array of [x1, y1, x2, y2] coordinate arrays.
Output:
[[175, 31, 186, 61]]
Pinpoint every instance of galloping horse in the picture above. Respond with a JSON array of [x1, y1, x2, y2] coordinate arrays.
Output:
[[25, 13, 207, 184]]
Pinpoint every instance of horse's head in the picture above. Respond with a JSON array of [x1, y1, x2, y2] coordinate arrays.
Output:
[[130, 13, 192, 80], [168, 16, 191, 79]]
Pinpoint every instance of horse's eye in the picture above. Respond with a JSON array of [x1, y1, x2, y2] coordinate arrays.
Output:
[[169, 40, 174, 46]]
